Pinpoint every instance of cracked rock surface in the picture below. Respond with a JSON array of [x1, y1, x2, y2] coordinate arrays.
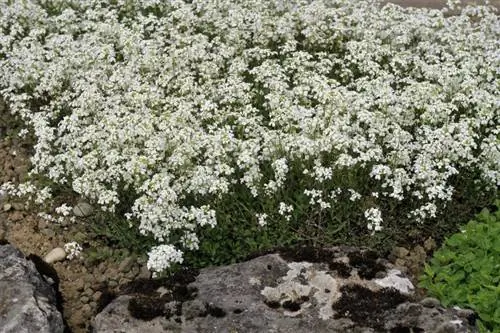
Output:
[[0, 243, 65, 333], [92, 248, 478, 333]]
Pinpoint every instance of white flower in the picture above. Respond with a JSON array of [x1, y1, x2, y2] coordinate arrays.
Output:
[[64, 242, 82, 260], [147, 245, 184, 275], [256, 213, 268, 227], [364, 208, 383, 232], [0, 0, 497, 271]]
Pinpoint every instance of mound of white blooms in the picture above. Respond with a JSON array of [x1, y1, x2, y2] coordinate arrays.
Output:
[[0, 0, 498, 273]]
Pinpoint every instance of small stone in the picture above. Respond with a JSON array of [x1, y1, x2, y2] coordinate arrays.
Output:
[[74, 278, 85, 292], [92, 291, 103, 302], [83, 287, 94, 297], [105, 267, 118, 277], [98, 262, 107, 274], [3, 203, 12, 211], [38, 220, 49, 229], [81, 296, 90, 304], [394, 259, 408, 271], [89, 301, 97, 309], [73, 202, 93, 217], [413, 245, 426, 259], [44, 247, 66, 264], [73, 231, 87, 243], [423, 237, 437, 251], [96, 274, 108, 284], [108, 280, 118, 288], [11, 202, 25, 211], [137, 264, 152, 280], [125, 266, 139, 280], [81, 304, 92, 315], [118, 277, 131, 285], [392, 247, 409, 259], [118, 257, 135, 273], [420, 297, 441, 308]]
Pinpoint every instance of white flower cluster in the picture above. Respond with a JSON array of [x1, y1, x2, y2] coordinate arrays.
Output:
[[147, 244, 184, 276], [0, 0, 498, 273], [364, 207, 383, 233], [64, 241, 82, 260]]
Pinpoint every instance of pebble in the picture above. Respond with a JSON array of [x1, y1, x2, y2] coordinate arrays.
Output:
[[392, 246, 409, 259], [137, 265, 152, 279], [424, 237, 437, 251], [74, 278, 85, 292], [126, 265, 140, 279], [80, 296, 90, 304], [73, 202, 93, 217], [11, 202, 25, 211], [118, 277, 131, 285], [92, 291, 102, 302], [81, 304, 92, 315], [44, 247, 67, 264], [83, 287, 94, 297], [108, 280, 118, 288], [38, 219, 49, 229], [118, 257, 135, 273], [3, 203, 12, 211], [0, 223, 6, 240]]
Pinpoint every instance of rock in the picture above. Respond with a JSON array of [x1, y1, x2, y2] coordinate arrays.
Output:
[[373, 269, 414, 294], [424, 237, 437, 251], [392, 246, 409, 258], [11, 202, 25, 211], [92, 247, 479, 333], [3, 203, 12, 211], [44, 247, 67, 264], [119, 256, 135, 273], [137, 264, 152, 280], [73, 202, 93, 217], [0, 243, 65, 333], [93, 291, 103, 302]]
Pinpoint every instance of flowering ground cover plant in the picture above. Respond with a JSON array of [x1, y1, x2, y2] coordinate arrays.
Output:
[[0, 0, 498, 273]]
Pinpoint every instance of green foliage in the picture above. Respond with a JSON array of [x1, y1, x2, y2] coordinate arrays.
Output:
[[419, 200, 500, 333]]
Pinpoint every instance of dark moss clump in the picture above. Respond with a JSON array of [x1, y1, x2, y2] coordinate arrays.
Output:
[[333, 285, 408, 330], [348, 250, 386, 279], [328, 261, 352, 278], [264, 300, 281, 309], [120, 267, 199, 295], [128, 295, 166, 320], [206, 303, 226, 318], [278, 246, 334, 263]]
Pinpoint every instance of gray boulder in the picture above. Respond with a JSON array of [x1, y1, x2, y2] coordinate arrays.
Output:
[[92, 247, 478, 333], [0, 243, 65, 333]]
